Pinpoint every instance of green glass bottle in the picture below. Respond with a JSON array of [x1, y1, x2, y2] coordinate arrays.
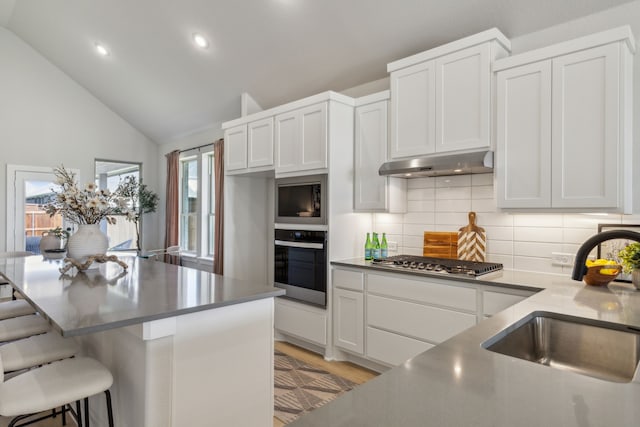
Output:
[[381, 233, 388, 258], [364, 233, 373, 261], [372, 232, 381, 259]]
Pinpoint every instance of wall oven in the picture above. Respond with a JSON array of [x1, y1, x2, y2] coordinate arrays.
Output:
[[274, 229, 327, 307], [275, 174, 327, 225]]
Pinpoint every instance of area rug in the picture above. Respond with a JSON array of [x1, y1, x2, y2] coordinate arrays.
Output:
[[274, 350, 357, 424]]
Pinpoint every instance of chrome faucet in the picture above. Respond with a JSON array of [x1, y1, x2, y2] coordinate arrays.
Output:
[[572, 230, 640, 281]]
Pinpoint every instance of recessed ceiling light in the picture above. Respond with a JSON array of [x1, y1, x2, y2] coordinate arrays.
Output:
[[453, 169, 463, 173], [192, 33, 209, 49], [95, 43, 109, 56]]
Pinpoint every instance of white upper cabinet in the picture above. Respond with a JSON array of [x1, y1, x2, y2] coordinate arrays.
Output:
[[551, 44, 620, 209], [388, 28, 510, 160], [435, 43, 491, 152], [224, 124, 248, 172], [275, 102, 328, 175], [496, 61, 552, 208], [247, 117, 274, 169], [354, 91, 406, 212], [495, 27, 635, 212], [389, 61, 436, 158], [224, 118, 274, 175]]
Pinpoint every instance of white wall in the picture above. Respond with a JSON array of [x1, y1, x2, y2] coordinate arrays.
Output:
[[0, 27, 160, 250]]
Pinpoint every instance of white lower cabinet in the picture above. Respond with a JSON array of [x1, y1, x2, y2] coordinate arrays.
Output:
[[366, 327, 434, 367], [275, 298, 327, 346], [367, 294, 476, 344], [333, 288, 364, 355], [332, 267, 537, 368]]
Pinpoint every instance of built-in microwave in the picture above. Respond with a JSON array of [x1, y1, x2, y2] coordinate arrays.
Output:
[[275, 174, 327, 225]]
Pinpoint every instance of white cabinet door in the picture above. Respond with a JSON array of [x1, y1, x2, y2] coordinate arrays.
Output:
[[333, 288, 364, 355], [355, 99, 388, 211], [435, 43, 491, 152], [551, 44, 620, 209], [275, 102, 328, 174], [366, 327, 433, 367], [274, 111, 299, 173], [496, 61, 552, 208], [299, 102, 328, 171], [247, 117, 274, 169], [389, 60, 436, 159], [224, 125, 248, 172]]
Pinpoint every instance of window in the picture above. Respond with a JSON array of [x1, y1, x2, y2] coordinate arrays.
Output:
[[95, 160, 141, 250], [179, 149, 215, 258]]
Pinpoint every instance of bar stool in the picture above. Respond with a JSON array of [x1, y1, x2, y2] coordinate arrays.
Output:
[[0, 332, 78, 374], [0, 357, 115, 427], [0, 315, 50, 343], [0, 300, 36, 320]]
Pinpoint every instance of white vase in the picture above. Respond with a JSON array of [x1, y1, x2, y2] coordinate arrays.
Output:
[[66, 224, 109, 267]]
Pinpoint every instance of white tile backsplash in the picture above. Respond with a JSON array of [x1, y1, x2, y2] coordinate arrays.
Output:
[[436, 175, 471, 188], [372, 175, 634, 274]]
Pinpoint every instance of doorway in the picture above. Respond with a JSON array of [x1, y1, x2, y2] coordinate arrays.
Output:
[[6, 165, 77, 253]]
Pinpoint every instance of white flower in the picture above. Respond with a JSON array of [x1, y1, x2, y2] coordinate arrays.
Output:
[[85, 182, 97, 192], [86, 198, 100, 209]]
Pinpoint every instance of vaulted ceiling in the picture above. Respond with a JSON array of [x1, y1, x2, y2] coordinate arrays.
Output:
[[0, 0, 635, 143]]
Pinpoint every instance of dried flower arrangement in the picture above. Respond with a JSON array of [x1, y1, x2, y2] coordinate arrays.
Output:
[[44, 165, 129, 225]]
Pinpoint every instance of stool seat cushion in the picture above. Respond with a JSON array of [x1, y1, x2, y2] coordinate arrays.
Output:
[[0, 315, 50, 342], [0, 300, 36, 320], [0, 332, 78, 372], [0, 357, 113, 416]]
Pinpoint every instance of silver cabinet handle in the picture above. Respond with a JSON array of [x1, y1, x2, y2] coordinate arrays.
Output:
[[274, 240, 324, 249]]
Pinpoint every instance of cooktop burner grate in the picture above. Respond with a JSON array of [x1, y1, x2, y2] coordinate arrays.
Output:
[[371, 255, 503, 276]]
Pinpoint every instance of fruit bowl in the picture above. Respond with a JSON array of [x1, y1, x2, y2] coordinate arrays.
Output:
[[583, 264, 622, 286]]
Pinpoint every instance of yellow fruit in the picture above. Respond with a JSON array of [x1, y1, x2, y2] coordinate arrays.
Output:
[[599, 268, 619, 275]]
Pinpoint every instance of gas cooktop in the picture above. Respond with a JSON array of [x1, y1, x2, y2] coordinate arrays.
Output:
[[370, 255, 503, 277]]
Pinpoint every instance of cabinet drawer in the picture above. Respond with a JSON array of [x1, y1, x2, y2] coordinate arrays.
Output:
[[367, 294, 476, 344], [275, 298, 327, 346], [333, 269, 364, 292], [367, 273, 476, 312], [483, 290, 531, 316], [367, 327, 433, 367]]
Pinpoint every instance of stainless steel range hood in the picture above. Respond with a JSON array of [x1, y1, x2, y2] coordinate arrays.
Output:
[[378, 150, 493, 178]]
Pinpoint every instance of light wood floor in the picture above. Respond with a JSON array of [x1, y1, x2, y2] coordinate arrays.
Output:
[[274, 341, 379, 427]]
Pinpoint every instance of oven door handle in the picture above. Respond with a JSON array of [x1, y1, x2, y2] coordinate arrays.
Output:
[[274, 240, 324, 250]]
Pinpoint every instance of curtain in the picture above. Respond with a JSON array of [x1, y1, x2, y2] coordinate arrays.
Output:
[[213, 138, 224, 275], [164, 150, 180, 264]]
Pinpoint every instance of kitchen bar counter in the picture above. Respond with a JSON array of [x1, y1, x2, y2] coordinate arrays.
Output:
[[289, 259, 640, 426], [0, 255, 284, 427], [0, 255, 284, 336]]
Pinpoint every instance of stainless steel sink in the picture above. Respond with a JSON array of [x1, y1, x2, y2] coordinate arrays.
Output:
[[482, 311, 640, 383]]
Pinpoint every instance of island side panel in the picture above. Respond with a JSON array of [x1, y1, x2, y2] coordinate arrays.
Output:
[[78, 297, 275, 427], [172, 297, 275, 426]]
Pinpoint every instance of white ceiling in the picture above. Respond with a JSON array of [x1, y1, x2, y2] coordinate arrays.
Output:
[[1, 0, 635, 143]]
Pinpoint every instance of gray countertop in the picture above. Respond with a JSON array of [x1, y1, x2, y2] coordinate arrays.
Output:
[[289, 259, 640, 426], [0, 255, 284, 337]]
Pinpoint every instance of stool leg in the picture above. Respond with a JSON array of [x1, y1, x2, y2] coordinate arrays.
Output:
[[105, 390, 114, 427], [84, 397, 90, 427], [62, 404, 67, 425], [76, 400, 83, 427]]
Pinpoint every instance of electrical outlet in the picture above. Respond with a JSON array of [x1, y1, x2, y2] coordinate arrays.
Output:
[[551, 252, 574, 266], [388, 241, 398, 251]]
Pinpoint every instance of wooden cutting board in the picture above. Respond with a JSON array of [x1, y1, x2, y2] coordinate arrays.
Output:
[[423, 232, 458, 259], [458, 212, 486, 262]]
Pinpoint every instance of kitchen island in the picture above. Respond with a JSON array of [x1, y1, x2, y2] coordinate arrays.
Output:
[[290, 259, 640, 426], [0, 255, 284, 427]]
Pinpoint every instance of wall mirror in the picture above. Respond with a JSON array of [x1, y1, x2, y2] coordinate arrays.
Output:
[[95, 159, 142, 251]]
